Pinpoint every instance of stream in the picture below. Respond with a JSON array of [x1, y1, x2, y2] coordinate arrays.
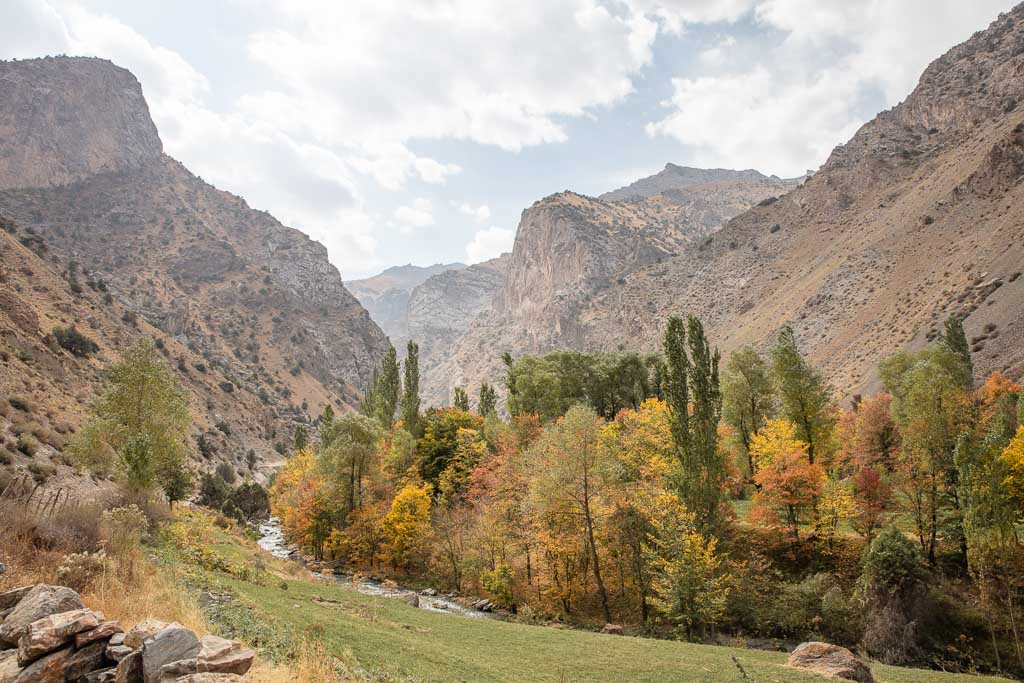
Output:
[[257, 516, 497, 619]]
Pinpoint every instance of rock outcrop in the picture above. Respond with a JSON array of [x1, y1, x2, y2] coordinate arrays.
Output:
[[0, 56, 391, 485], [0, 57, 162, 190], [787, 642, 875, 682], [0, 584, 254, 682]]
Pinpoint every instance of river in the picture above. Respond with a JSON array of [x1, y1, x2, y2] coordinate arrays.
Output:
[[257, 516, 497, 619]]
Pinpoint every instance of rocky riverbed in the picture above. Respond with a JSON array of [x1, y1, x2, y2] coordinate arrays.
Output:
[[257, 517, 498, 620]]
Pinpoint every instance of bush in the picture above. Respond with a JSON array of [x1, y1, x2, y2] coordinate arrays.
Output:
[[229, 481, 270, 520], [56, 550, 107, 592], [28, 461, 56, 484], [100, 504, 149, 554], [215, 462, 237, 485], [8, 395, 33, 413], [53, 325, 99, 357], [197, 472, 231, 509], [18, 433, 41, 457]]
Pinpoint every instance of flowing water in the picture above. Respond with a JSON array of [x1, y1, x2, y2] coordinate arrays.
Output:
[[257, 516, 496, 619]]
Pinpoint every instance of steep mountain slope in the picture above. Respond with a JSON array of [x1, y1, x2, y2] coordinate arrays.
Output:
[[444, 6, 1024, 403], [423, 171, 797, 405], [347, 262, 464, 346], [0, 56, 390, 484], [407, 254, 510, 400]]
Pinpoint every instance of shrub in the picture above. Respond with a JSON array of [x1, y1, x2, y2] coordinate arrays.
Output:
[[17, 433, 40, 456], [53, 325, 100, 357], [8, 395, 33, 413], [215, 462, 237, 484], [28, 460, 56, 483], [198, 472, 231, 509], [229, 481, 270, 521], [100, 504, 150, 554], [56, 550, 107, 592]]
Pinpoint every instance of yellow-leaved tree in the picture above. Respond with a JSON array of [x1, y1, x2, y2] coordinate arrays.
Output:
[[1001, 425, 1024, 505], [381, 482, 432, 571]]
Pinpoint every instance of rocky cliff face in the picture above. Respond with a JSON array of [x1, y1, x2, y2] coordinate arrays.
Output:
[[0, 58, 162, 189], [423, 171, 796, 405], [407, 254, 509, 402], [432, 7, 1024, 404], [0, 56, 390, 482], [347, 263, 464, 347]]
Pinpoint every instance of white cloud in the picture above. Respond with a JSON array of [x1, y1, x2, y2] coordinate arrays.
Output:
[[458, 203, 491, 223], [647, 0, 1014, 176], [466, 226, 515, 263], [394, 199, 435, 234]]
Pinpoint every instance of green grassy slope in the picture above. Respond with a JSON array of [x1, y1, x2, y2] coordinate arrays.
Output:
[[163, 511, 1009, 683]]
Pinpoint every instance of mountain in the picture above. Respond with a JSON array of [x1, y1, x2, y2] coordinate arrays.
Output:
[[347, 263, 465, 346], [422, 170, 798, 406], [0, 56, 390, 487], [435, 6, 1024, 405]]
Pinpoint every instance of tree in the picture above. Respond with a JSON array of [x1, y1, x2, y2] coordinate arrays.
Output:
[[663, 315, 724, 533], [376, 347, 401, 429], [401, 341, 421, 437], [478, 383, 497, 417], [721, 347, 775, 479], [293, 425, 308, 451], [197, 472, 231, 509], [751, 433, 824, 545], [645, 493, 729, 639], [270, 447, 331, 558], [453, 386, 470, 411], [881, 344, 972, 565], [940, 316, 973, 390], [71, 338, 191, 498], [771, 326, 834, 465], [502, 351, 519, 416], [417, 408, 484, 485], [317, 413, 384, 521], [529, 405, 613, 623], [382, 482, 432, 571], [838, 394, 899, 472], [319, 405, 337, 449], [383, 427, 419, 483]]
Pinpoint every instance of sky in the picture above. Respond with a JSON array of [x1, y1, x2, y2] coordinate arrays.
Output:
[[1, 1, 1016, 278]]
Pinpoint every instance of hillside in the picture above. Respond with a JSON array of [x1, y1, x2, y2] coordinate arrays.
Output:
[[435, 6, 1024, 404], [0, 56, 390, 485], [424, 173, 798, 405], [347, 262, 465, 348]]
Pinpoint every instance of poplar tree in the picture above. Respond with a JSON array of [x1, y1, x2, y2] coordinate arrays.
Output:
[[722, 347, 775, 478], [453, 386, 470, 411], [771, 326, 833, 465], [376, 347, 401, 429], [401, 341, 421, 436], [478, 383, 497, 416]]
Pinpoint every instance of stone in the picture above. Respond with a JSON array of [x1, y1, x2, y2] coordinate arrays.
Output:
[[123, 619, 168, 650], [141, 623, 200, 683], [76, 620, 125, 648], [17, 607, 101, 664], [787, 642, 875, 683], [600, 623, 624, 635], [57, 640, 107, 680], [0, 649, 19, 683], [12, 645, 72, 683], [420, 588, 438, 597], [174, 675, 242, 682], [83, 668, 118, 683], [0, 585, 85, 647], [108, 644, 135, 662], [115, 650, 143, 683], [0, 587, 31, 612], [404, 594, 420, 608]]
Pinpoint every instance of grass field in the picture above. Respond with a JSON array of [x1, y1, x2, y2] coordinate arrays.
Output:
[[161, 510, 1010, 683]]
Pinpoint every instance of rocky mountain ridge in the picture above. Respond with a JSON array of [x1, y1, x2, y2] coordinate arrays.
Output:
[[0, 56, 390, 487], [437, 5, 1024, 404]]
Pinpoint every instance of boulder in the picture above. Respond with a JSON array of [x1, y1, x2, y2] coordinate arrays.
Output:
[[83, 668, 118, 683], [108, 632, 133, 662], [55, 640, 106, 681], [17, 607, 101, 664], [0, 588, 32, 612], [76, 620, 125, 648], [1, 649, 19, 683], [0, 585, 85, 647], [159, 635, 254, 680], [140, 623, 200, 683], [124, 619, 168, 650], [420, 588, 438, 597], [787, 642, 875, 683], [12, 645, 73, 683], [600, 623, 624, 635], [115, 650, 142, 683], [174, 675, 242, 682], [404, 594, 420, 608]]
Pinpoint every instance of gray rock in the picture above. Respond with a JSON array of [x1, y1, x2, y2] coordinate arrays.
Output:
[[787, 642, 875, 682], [107, 643, 134, 662], [404, 594, 420, 608], [76, 620, 125, 648], [57, 640, 106, 681], [123, 619, 168, 650], [600, 623, 624, 635], [17, 607, 101, 664], [115, 649, 142, 683], [173, 675, 242, 682], [0, 587, 33, 612], [141, 624, 200, 683], [83, 668, 118, 683], [13, 644, 73, 682], [0, 585, 85, 647]]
